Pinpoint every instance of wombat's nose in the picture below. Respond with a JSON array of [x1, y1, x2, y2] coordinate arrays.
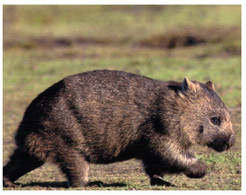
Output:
[[228, 134, 235, 148]]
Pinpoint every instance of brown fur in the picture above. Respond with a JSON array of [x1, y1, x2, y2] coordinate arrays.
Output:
[[3, 70, 235, 187]]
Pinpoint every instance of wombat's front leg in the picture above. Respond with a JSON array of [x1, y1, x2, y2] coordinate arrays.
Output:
[[145, 142, 207, 183], [143, 159, 176, 186], [175, 151, 207, 178]]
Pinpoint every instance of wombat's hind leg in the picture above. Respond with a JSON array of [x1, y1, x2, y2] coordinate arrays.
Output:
[[56, 151, 89, 187], [3, 149, 44, 187]]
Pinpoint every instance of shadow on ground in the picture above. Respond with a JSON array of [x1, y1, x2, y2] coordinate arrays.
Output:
[[20, 180, 127, 188]]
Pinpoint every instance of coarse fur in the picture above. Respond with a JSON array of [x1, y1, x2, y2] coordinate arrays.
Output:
[[3, 70, 235, 187]]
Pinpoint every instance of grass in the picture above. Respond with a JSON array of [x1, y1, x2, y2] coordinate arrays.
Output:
[[3, 5, 241, 190]]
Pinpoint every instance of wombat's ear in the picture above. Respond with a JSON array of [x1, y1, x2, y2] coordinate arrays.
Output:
[[205, 81, 215, 91], [181, 77, 196, 93]]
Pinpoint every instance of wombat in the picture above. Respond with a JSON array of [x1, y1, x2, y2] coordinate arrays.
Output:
[[3, 70, 235, 187]]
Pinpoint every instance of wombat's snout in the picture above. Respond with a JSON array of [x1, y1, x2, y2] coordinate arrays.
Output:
[[208, 133, 235, 152]]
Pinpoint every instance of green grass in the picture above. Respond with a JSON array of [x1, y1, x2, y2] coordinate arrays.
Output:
[[3, 5, 241, 190]]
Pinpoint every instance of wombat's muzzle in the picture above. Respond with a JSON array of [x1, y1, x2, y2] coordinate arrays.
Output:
[[207, 133, 235, 152]]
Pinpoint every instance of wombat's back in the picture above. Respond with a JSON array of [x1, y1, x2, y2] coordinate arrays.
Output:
[[15, 70, 164, 163]]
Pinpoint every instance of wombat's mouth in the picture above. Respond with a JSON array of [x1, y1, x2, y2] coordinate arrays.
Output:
[[207, 142, 229, 152]]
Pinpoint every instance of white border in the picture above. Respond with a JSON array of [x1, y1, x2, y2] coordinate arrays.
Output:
[[0, 2, 3, 193], [0, 0, 244, 5], [1, 1, 244, 194]]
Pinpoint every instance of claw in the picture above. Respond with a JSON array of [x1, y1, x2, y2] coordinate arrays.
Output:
[[150, 175, 175, 187]]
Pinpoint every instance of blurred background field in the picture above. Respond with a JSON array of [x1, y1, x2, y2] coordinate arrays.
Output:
[[3, 5, 241, 190]]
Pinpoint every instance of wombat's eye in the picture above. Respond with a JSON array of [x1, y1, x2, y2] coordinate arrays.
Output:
[[211, 117, 221, 126]]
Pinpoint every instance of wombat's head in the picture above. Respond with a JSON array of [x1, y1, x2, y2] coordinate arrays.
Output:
[[177, 78, 235, 152]]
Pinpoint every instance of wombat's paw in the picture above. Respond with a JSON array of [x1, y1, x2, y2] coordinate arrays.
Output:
[[3, 177, 18, 188], [184, 161, 207, 178], [150, 175, 175, 187]]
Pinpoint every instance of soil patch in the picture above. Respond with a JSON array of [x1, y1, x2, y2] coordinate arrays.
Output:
[[138, 26, 240, 49], [4, 26, 240, 53]]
